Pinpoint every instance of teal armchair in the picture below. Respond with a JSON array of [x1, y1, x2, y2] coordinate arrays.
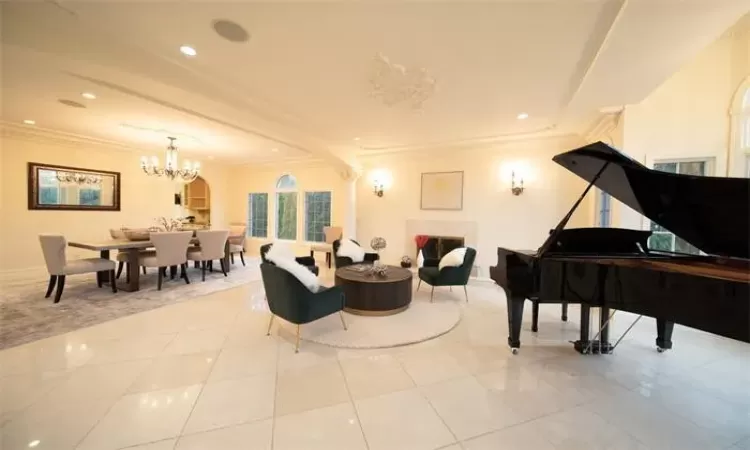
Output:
[[260, 262, 347, 352], [417, 247, 477, 302]]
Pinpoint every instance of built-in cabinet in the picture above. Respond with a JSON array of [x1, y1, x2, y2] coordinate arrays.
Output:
[[184, 177, 210, 210]]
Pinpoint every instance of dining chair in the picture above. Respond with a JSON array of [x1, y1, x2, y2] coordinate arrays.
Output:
[[309, 226, 342, 269], [110, 229, 150, 280], [39, 234, 117, 303], [138, 231, 193, 290], [188, 230, 230, 281], [228, 224, 246, 266]]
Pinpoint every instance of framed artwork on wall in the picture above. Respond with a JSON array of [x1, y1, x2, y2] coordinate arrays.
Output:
[[420, 171, 464, 210]]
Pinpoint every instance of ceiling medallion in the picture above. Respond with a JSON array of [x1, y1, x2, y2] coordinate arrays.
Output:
[[368, 53, 436, 111]]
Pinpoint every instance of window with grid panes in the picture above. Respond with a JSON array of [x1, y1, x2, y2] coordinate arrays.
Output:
[[247, 193, 268, 238], [304, 191, 331, 242], [649, 160, 708, 254], [275, 175, 298, 240]]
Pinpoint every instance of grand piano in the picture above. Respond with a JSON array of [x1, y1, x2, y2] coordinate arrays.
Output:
[[490, 141, 750, 355]]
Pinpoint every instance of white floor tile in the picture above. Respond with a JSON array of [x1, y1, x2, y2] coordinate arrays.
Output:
[[355, 388, 455, 450], [175, 420, 272, 450], [161, 328, 228, 356], [207, 341, 277, 383], [396, 346, 469, 386], [340, 354, 414, 400], [462, 422, 557, 450], [421, 376, 527, 440], [120, 439, 177, 450], [85, 334, 177, 365], [182, 374, 275, 434], [76, 384, 202, 450], [273, 402, 367, 450], [275, 361, 350, 416], [128, 352, 217, 393]]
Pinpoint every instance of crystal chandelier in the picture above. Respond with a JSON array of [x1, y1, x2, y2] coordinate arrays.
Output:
[[369, 52, 436, 111], [140, 137, 200, 183], [55, 171, 102, 185]]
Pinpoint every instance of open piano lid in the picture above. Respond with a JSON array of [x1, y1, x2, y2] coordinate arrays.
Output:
[[553, 142, 750, 259]]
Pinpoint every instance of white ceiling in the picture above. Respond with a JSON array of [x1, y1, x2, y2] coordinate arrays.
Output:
[[1, 0, 748, 164]]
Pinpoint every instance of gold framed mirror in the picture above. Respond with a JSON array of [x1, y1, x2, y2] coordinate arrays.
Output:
[[27, 162, 121, 211]]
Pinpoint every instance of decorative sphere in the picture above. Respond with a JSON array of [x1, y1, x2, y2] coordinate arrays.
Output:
[[401, 255, 412, 264], [370, 237, 387, 251], [372, 264, 388, 277]]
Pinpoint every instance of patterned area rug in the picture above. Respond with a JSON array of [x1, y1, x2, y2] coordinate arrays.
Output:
[[0, 262, 260, 350]]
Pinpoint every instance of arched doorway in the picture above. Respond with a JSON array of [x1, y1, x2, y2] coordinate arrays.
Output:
[[180, 176, 211, 228]]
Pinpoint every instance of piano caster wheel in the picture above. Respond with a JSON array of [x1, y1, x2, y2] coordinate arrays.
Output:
[[511, 348, 519, 355], [656, 347, 666, 353]]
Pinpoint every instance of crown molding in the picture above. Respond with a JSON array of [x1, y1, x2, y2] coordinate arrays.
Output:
[[355, 125, 571, 157], [1, 121, 145, 154], [582, 109, 623, 143], [357, 133, 581, 163]]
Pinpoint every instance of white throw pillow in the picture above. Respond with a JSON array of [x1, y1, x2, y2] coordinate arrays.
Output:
[[264, 242, 320, 292], [265, 242, 295, 262], [274, 257, 320, 293], [337, 239, 365, 263], [438, 247, 467, 271]]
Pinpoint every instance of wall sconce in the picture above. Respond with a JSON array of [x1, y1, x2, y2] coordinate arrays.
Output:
[[369, 168, 391, 198], [511, 171, 524, 196]]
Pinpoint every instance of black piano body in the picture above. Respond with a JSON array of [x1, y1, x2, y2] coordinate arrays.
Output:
[[490, 142, 750, 354]]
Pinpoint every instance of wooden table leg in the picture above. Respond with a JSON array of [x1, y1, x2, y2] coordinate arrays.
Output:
[[119, 248, 141, 292], [99, 250, 111, 283], [223, 241, 231, 273]]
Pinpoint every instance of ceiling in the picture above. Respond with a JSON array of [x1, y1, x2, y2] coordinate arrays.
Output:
[[1, 0, 748, 165]]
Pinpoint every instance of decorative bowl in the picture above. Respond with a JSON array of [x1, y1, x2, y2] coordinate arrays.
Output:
[[371, 264, 389, 278], [122, 228, 151, 241]]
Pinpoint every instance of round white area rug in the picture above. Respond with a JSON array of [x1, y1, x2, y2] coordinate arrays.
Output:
[[290, 295, 463, 349]]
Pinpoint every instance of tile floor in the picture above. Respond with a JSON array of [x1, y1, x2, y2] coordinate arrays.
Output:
[[1, 268, 749, 450]]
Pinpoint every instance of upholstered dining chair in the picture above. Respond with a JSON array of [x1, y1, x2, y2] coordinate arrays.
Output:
[[332, 239, 379, 269], [417, 247, 477, 302], [110, 229, 150, 280], [228, 224, 246, 266], [260, 262, 346, 352], [188, 230, 230, 281], [260, 243, 318, 275], [139, 231, 193, 290], [309, 226, 342, 269], [39, 234, 117, 303]]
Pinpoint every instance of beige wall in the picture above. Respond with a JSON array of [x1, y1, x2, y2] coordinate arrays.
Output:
[[227, 163, 348, 256], [0, 136, 230, 275], [613, 25, 749, 230], [355, 137, 589, 274]]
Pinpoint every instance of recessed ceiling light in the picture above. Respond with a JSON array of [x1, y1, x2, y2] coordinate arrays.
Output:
[[180, 45, 197, 57], [81, 92, 97, 100], [517, 113, 529, 120], [28, 440, 41, 448], [23, 119, 36, 125], [353, 137, 360, 141], [271, 148, 278, 152]]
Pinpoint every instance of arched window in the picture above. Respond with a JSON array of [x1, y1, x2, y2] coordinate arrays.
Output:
[[730, 78, 750, 177], [275, 174, 298, 240]]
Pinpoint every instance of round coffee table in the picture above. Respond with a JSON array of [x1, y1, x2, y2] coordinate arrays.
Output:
[[335, 264, 413, 316]]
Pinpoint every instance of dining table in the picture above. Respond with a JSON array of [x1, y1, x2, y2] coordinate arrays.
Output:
[[68, 237, 232, 292]]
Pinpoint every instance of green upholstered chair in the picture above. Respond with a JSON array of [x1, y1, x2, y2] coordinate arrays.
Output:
[[260, 262, 347, 352], [332, 239, 379, 268], [417, 247, 477, 302], [260, 243, 319, 276]]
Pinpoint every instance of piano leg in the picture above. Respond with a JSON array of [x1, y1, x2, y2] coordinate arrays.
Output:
[[656, 319, 674, 352], [531, 301, 539, 333], [506, 294, 525, 354], [561, 302, 568, 321], [574, 306, 613, 354]]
